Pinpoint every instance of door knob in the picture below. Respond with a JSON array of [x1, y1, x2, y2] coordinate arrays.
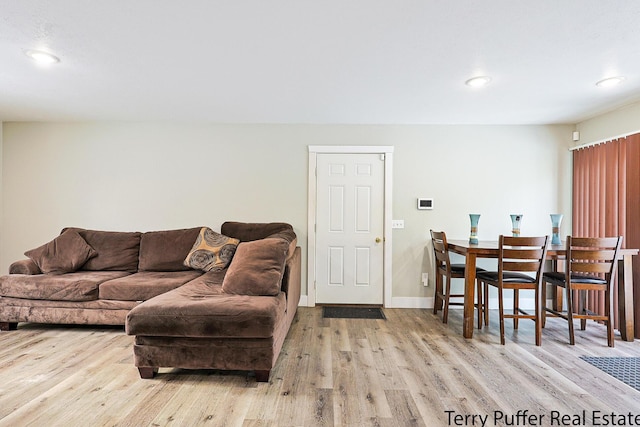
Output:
[[375, 237, 381, 243]]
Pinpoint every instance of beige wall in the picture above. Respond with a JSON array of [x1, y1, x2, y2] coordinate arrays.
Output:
[[1, 122, 573, 306], [576, 100, 640, 146]]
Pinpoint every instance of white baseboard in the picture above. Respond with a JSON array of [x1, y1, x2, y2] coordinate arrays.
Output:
[[386, 296, 433, 309], [384, 296, 540, 310], [299, 295, 544, 310], [386, 296, 538, 310], [300, 296, 432, 308]]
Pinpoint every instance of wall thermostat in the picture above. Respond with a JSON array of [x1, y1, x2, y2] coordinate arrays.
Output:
[[417, 198, 434, 210]]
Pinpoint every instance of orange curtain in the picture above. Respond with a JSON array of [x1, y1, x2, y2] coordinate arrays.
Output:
[[627, 135, 640, 339], [572, 132, 640, 338]]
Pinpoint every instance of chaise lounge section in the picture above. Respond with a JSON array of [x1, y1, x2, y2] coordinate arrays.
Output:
[[125, 222, 301, 382]]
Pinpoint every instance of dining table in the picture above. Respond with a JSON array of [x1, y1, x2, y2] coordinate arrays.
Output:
[[447, 239, 638, 341]]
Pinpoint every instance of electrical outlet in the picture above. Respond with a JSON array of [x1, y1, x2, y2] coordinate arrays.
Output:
[[422, 272, 429, 286]]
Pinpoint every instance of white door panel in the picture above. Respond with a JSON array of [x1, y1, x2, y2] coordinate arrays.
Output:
[[316, 153, 384, 305]]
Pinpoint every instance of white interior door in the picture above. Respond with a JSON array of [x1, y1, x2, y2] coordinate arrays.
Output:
[[315, 153, 385, 305]]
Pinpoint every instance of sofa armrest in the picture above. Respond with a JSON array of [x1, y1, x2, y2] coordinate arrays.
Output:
[[282, 247, 301, 314], [9, 259, 42, 275]]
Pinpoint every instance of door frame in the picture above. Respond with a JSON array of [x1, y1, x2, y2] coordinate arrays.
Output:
[[307, 145, 394, 307]]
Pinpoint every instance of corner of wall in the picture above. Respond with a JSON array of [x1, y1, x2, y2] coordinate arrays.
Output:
[[575, 100, 640, 146]]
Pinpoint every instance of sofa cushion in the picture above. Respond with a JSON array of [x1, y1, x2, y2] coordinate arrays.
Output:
[[24, 230, 97, 274], [183, 227, 239, 272], [64, 228, 141, 272], [222, 238, 289, 296], [125, 279, 286, 339], [99, 270, 203, 301], [0, 271, 131, 302], [221, 221, 297, 259], [138, 227, 202, 271]]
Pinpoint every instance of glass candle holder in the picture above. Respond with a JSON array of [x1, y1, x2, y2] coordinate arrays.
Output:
[[510, 214, 523, 236], [469, 214, 480, 244], [550, 214, 563, 245]]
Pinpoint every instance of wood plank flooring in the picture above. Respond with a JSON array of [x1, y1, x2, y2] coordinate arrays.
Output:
[[1, 307, 639, 426]]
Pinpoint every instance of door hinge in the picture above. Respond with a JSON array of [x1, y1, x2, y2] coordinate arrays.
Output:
[[380, 154, 385, 161]]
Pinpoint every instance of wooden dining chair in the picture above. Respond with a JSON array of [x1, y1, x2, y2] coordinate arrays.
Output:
[[477, 235, 549, 346], [542, 236, 622, 347], [430, 230, 484, 328]]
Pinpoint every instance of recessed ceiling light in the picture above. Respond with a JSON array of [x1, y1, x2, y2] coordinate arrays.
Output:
[[595, 76, 625, 88], [465, 76, 491, 88], [25, 49, 60, 65]]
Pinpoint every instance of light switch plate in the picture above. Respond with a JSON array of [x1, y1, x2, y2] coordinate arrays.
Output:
[[391, 220, 404, 229]]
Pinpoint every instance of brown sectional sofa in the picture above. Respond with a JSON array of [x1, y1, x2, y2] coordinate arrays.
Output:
[[0, 222, 301, 382]]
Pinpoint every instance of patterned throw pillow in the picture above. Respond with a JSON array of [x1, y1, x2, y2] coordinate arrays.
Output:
[[184, 227, 240, 272]]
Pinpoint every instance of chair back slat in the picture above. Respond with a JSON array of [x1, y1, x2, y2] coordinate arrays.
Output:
[[570, 249, 617, 261], [430, 230, 451, 272], [503, 260, 543, 273], [566, 236, 622, 282], [433, 241, 448, 262], [570, 236, 621, 249], [572, 262, 613, 274], [504, 236, 548, 247], [503, 248, 545, 260], [498, 235, 549, 280]]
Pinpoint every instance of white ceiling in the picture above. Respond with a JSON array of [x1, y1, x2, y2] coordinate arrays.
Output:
[[2, 0, 640, 125]]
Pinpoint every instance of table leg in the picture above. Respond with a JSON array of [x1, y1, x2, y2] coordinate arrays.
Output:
[[618, 255, 634, 342], [553, 287, 563, 312], [551, 259, 564, 311], [463, 253, 478, 339]]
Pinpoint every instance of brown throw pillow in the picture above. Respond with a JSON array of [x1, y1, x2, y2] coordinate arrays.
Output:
[[63, 228, 142, 272], [24, 230, 98, 274], [184, 227, 240, 272], [222, 238, 289, 296]]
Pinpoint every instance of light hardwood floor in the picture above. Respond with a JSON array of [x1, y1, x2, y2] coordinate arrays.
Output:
[[1, 307, 639, 426]]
